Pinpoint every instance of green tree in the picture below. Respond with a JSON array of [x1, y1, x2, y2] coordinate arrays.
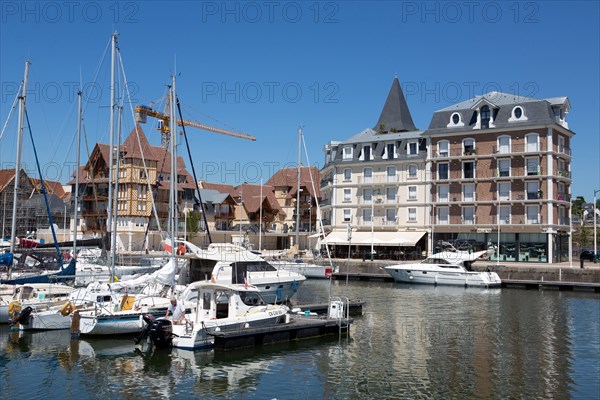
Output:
[[572, 196, 586, 220], [185, 210, 200, 240]]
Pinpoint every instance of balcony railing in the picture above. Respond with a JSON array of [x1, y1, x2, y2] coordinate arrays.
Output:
[[356, 216, 397, 226], [357, 175, 399, 184]]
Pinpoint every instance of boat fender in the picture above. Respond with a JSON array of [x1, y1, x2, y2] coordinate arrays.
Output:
[[11, 306, 32, 326], [176, 245, 186, 256], [210, 274, 216, 283], [8, 301, 21, 315], [59, 301, 74, 316]]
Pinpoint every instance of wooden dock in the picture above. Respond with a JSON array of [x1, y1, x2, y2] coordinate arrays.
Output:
[[330, 271, 599, 293], [501, 279, 600, 292], [210, 316, 352, 350], [293, 300, 366, 316]]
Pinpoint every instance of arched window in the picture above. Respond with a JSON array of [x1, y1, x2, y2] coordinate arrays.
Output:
[[481, 105, 491, 128]]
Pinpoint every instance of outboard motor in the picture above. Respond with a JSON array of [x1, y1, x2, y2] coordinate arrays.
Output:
[[134, 314, 156, 345], [149, 318, 173, 349], [11, 306, 33, 326], [134, 314, 172, 349]]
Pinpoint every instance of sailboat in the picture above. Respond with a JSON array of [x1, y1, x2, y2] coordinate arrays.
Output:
[[0, 61, 77, 286], [268, 127, 336, 279]]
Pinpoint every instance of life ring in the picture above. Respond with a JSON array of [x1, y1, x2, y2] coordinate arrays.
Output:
[[59, 301, 74, 316], [8, 301, 21, 315], [176, 245, 186, 255]]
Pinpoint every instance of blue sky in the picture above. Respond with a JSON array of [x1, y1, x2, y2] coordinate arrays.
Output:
[[1, 1, 598, 199]]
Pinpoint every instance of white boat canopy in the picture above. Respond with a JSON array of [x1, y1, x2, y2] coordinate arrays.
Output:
[[322, 231, 426, 246]]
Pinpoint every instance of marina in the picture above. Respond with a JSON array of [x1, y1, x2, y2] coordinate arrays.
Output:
[[0, 3, 599, 399], [1, 279, 598, 399]]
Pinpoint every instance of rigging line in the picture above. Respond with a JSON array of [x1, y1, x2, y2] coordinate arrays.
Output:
[[82, 36, 111, 117], [301, 130, 332, 267], [117, 49, 163, 238], [81, 122, 105, 241], [52, 99, 78, 170], [177, 96, 212, 244], [23, 106, 64, 269], [0, 82, 23, 141]]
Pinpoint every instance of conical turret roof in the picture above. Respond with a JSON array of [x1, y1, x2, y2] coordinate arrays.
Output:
[[374, 75, 416, 133]]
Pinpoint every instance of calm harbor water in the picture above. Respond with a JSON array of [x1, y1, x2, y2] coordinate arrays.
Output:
[[1, 280, 599, 399]]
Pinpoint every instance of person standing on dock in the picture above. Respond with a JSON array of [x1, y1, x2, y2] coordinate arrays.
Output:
[[165, 297, 186, 324]]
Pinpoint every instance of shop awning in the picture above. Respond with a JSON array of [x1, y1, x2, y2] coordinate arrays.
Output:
[[322, 231, 426, 246]]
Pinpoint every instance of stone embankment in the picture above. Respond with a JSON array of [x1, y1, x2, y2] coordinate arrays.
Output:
[[327, 259, 600, 284]]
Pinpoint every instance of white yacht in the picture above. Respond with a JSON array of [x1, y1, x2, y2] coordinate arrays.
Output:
[[164, 281, 288, 350], [171, 240, 306, 304], [269, 259, 335, 279], [384, 248, 501, 288]]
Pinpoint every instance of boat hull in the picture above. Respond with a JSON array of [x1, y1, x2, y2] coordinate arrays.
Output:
[[386, 267, 501, 288], [19, 308, 71, 330], [172, 307, 288, 350], [271, 262, 334, 279]]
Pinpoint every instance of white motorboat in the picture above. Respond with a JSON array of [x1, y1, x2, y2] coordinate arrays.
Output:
[[0, 283, 77, 324], [384, 248, 501, 288], [269, 259, 335, 279], [172, 240, 306, 304], [144, 281, 288, 350]]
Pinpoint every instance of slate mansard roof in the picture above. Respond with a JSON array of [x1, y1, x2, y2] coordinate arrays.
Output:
[[426, 91, 571, 134]]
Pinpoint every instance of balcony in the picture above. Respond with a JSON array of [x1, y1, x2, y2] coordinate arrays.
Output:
[[556, 193, 571, 202], [462, 217, 476, 225], [215, 211, 235, 218], [356, 216, 397, 226], [357, 176, 398, 184], [557, 170, 571, 178]]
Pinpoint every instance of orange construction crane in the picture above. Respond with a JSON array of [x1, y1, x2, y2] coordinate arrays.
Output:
[[134, 97, 256, 145]]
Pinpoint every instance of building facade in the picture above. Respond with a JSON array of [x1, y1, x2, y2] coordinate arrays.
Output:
[[321, 77, 429, 259], [320, 78, 574, 263], [425, 92, 573, 263], [70, 125, 197, 251]]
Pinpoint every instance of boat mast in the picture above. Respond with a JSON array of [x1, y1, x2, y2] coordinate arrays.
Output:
[[111, 105, 122, 277], [72, 90, 82, 253], [169, 75, 177, 257], [295, 126, 302, 254], [106, 32, 117, 265], [10, 61, 30, 254]]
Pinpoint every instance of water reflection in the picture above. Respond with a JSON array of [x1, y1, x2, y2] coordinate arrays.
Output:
[[1, 281, 598, 399]]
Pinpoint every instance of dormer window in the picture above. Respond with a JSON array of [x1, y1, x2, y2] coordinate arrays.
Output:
[[481, 105, 491, 129], [447, 112, 465, 128], [509, 106, 528, 122], [407, 141, 418, 155], [514, 107, 522, 119], [343, 146, 353, 160]]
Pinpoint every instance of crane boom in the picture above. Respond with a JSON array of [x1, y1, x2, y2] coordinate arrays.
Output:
[[134, 104, 256, 142]]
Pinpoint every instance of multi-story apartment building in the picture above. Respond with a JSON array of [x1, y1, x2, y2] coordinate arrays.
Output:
[[425, 91, 573, 263], [70, 125, 197, 251], [321, 77, 429, 258], [266, 166, 321, 235]]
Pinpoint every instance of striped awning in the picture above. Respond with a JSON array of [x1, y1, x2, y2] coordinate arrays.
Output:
[[322, 231, 426, 246]]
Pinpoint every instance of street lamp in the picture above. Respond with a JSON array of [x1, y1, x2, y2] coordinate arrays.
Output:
[[594, 189, 600, 259], [370, 188, 381, 261]]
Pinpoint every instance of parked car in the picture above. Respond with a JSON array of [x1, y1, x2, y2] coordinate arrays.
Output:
[[580, 250, 598, 262]]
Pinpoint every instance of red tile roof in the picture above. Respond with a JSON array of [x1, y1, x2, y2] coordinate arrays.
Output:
[[232, 183, 283, 215], [266, 166, 321, 199], [200, 181, 236, 196], [0, 169, 16, 192]]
